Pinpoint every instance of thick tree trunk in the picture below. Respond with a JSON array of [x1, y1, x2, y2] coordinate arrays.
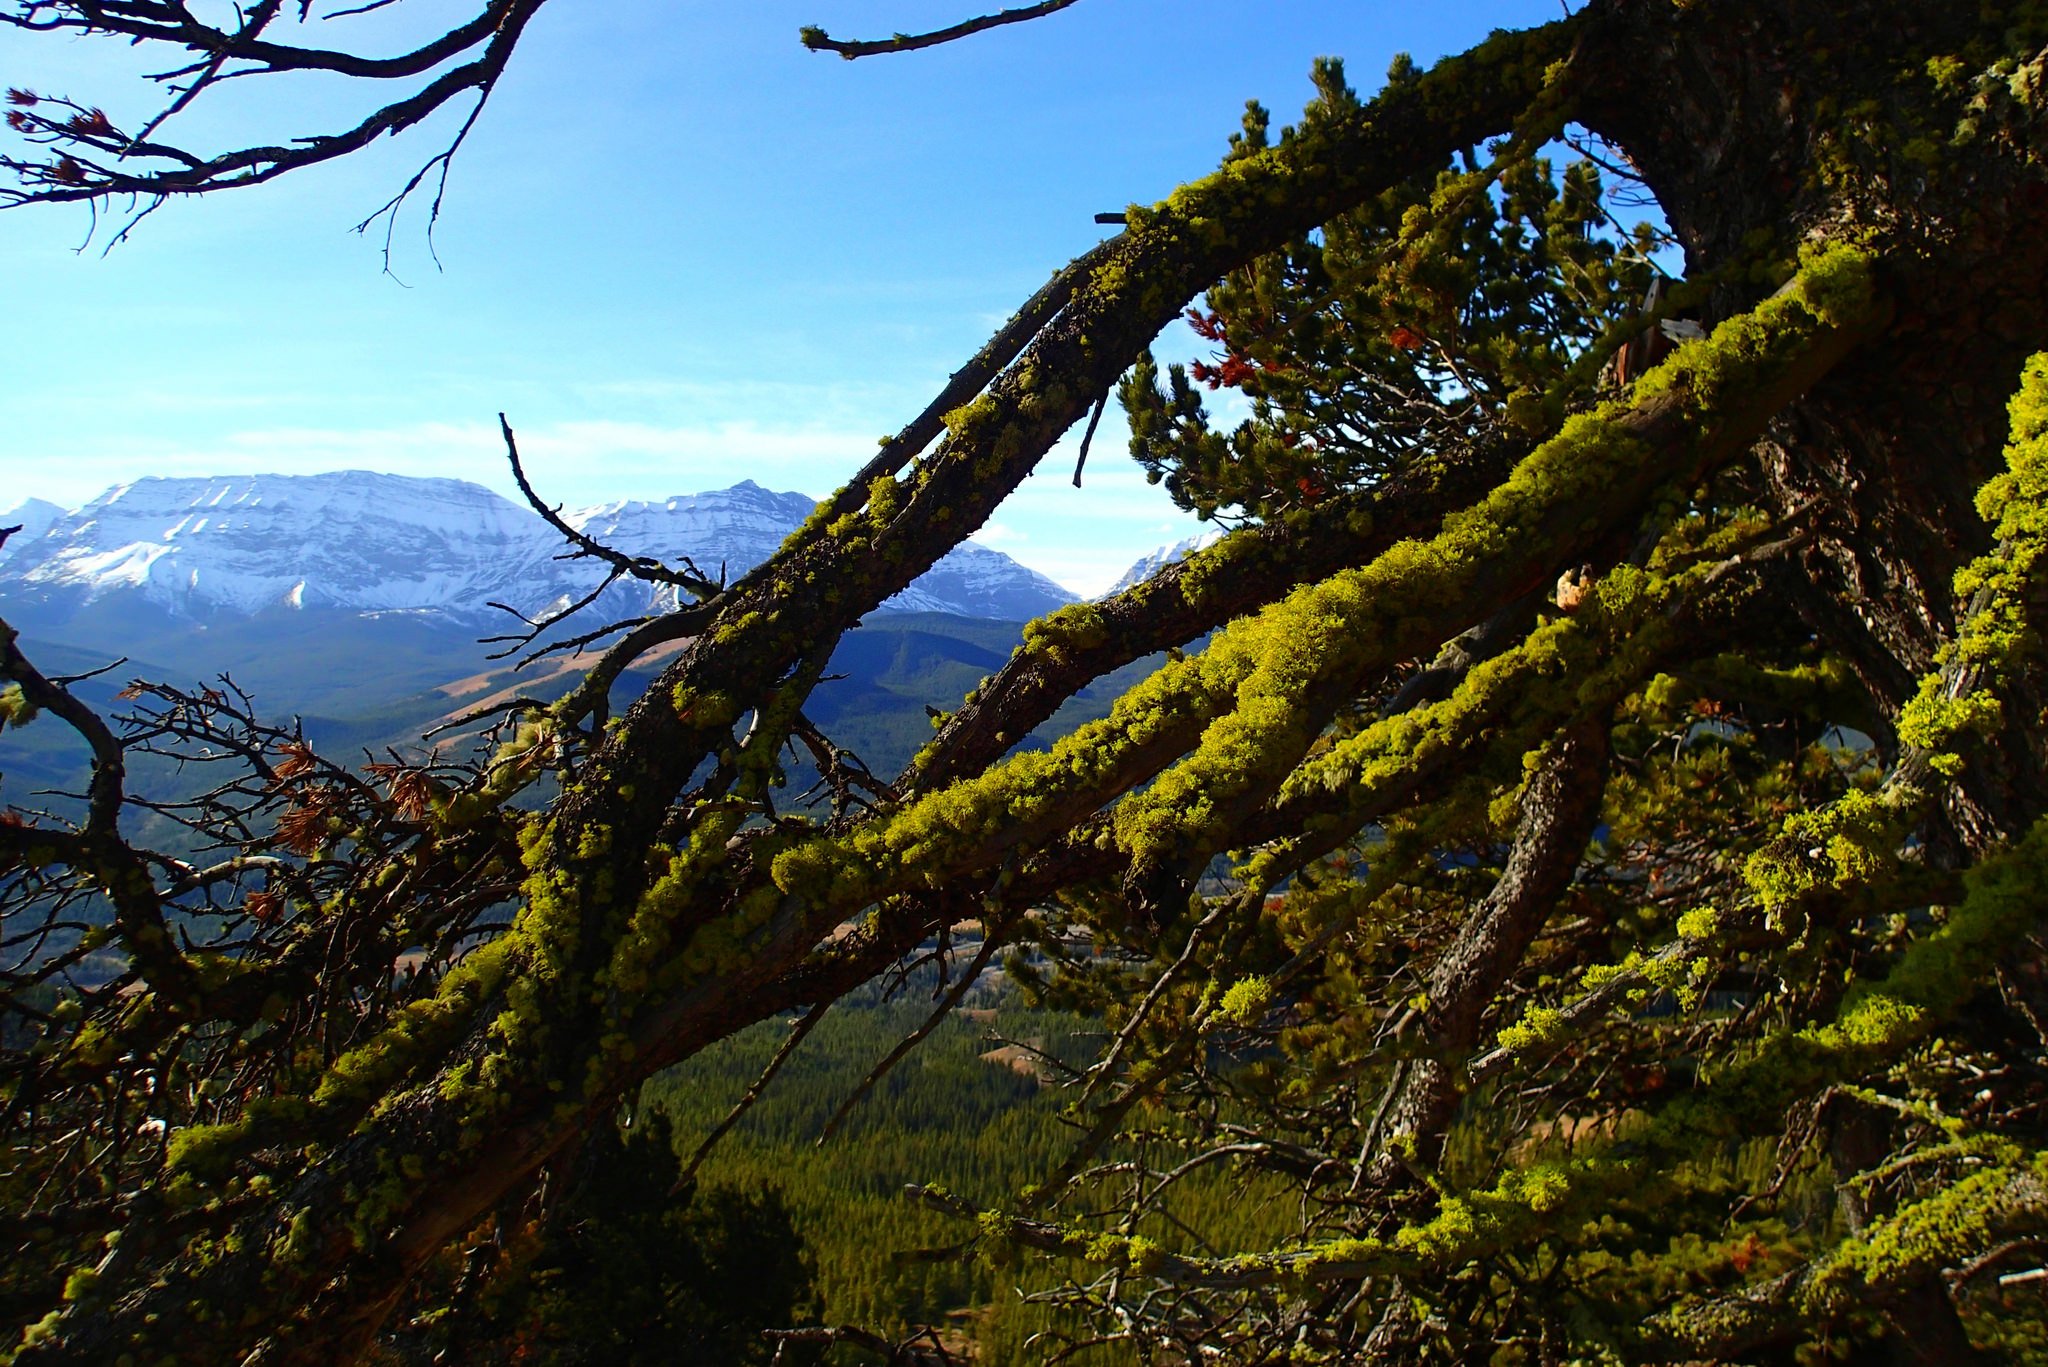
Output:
[[1569, 5, 2048, 1356], [1583, 0, 2048, 844]]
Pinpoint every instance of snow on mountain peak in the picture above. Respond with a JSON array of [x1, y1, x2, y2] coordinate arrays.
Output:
[[1102, 529, 1226, 597], [0, 497, 68, 563], [0, 471, 1076, 622], [6, 473, 543, 614]]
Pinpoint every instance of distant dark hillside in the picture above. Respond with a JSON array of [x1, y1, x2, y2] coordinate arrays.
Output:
[[1, 609, 1172, 819]]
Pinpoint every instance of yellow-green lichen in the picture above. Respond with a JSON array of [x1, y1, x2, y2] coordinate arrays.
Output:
[[0, 681, 37, 729], [1495, 1005, 1565, 1054], [1216, 974, 1274, 1026]]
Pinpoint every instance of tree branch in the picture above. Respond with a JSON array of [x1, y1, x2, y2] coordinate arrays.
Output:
[[800, 0, 1083, 60]]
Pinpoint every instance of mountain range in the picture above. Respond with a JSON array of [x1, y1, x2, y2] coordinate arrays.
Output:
[[0, 473, 1190, 806], [0, 472, 1076, 624]]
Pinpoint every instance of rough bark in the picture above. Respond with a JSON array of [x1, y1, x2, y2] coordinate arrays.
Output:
[[1364, 716, 1611, 1188]]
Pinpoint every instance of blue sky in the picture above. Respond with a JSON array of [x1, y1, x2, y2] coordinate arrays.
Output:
[[2, 1, 1563, 595]]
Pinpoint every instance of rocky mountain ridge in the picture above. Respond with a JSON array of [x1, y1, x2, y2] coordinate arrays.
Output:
[[1103, 529, 1225, 596]]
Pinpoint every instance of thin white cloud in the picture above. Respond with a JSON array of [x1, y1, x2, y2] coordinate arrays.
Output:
[[973, 520, 1026, 545]]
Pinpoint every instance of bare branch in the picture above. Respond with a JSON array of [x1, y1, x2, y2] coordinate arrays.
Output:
[[800, 0, 1083, 60], [500, 414, 720, 597], [815, 923, 1006, 1143], [0, 0, 550, 236], [677, 1001, 830, 1186]]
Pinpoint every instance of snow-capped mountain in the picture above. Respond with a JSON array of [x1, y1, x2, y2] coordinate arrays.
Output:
[[0, 498, 66, 563], [6, 474, 551, 616], [1102, 529, 1226, 597], [568, 484, 823, 594], [0, 473, 1077, 623]]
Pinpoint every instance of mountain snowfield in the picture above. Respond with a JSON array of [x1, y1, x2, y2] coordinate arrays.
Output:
[[0, 473, 1079, 623]]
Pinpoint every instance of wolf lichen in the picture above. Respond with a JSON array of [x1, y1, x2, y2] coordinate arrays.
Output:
[[1217, 974, 1274, 1026], [0, 682, 36, 729]]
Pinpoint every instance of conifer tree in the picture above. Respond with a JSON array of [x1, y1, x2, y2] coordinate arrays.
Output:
[[6, 2, 2048, 1362]]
